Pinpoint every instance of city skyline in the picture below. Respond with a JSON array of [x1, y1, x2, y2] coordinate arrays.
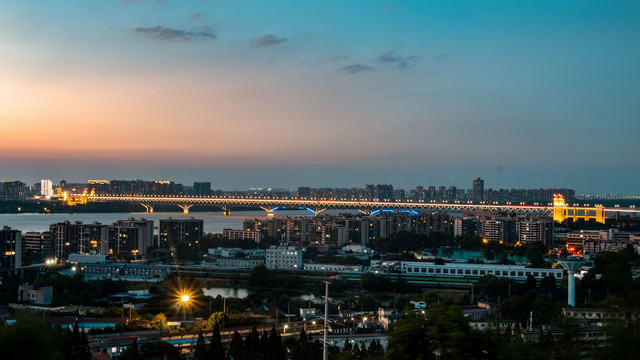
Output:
[[2, 1, 639, 194]]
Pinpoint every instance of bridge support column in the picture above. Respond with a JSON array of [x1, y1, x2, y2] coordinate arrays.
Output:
[[221, 206, 231, 216], [141, 204, 154, 213], [595, 206, 605, 224], [260, 207, 275, 217], [314, 208, 327, 216], [178, 205, 192, 214]]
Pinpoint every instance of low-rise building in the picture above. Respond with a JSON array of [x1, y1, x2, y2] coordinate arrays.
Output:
[[223, 229, 261, 242], [304, 263, 363, 273], [18, 284, 53, 305], [215, 257, 264, 270], [80, 263, 170, 282], [378, 307, 404, 329], [265, 246, 303, 270]]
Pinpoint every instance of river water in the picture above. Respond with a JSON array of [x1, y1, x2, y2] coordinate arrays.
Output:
[[0, 210, 317, 234]]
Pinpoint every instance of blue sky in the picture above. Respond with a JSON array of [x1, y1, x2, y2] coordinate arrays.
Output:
[[1, 1, 639, 194]]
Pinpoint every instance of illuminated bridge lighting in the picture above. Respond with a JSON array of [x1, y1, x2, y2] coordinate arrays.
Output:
[[55, 194, 640, 223]]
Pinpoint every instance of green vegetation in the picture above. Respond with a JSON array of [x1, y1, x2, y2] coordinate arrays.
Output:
[[0, 316, 91, 360]]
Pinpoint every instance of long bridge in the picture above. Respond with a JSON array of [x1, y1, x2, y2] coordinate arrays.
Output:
[[59, 193, 639, 223]]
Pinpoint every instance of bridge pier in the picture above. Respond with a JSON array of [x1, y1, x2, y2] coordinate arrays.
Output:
[[141, 204, 154, 213], [221, 206, 231, 216], [260, 206, 275, 217], [178, 205, 193, 214], [314, 208, 327, 216]]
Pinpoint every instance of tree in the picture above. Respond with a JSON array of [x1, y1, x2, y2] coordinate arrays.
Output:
[[259, 330, 270, 360], [244, 326, 260, 360], [150, 313, 169, 330], [122, 339, 142, 360], [385, 312, 433, 360], [525, 242, 548, 268], [0, 316, 64, 360], [208, 311, 228, 329], [194, 330, 207, 360], [209, 324, 226, 359], [229, 331, 244, 360], [291, 329, 308, 360], [501, 295, 530, 327], [269, 326, 286, 360]]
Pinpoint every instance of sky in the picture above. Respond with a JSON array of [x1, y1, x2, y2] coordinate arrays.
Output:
[[1, 1, 639, 194]]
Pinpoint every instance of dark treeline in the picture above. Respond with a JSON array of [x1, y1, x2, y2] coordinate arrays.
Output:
[[0, 317, 92, 360]]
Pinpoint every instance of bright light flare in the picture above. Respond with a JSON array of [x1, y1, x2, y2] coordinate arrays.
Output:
[[181, 294, 190, 303]]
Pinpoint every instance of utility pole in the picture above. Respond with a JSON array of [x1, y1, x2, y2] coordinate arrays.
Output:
[[323, 281, 330, 360]]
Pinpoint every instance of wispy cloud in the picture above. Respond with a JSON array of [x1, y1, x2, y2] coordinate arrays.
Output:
[[330, 55, 349, 61], [339, 64, 373, 74], [432, 53, 449, 61], [192, 13, 204, 20], [249, 34, 287, 47], [375, 51, 419, 68], [134, 25, 216, 41]]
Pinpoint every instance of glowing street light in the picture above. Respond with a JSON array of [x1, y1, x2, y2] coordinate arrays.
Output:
[[180, 294, 190, 321]]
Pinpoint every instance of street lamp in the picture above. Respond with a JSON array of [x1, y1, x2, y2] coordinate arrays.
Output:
[[180, 294, 190, 321], [284, 324, 288, 335], [312, 320, 316, 332]]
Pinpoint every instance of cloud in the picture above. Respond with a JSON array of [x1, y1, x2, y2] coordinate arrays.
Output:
[[381, 3, 404, 11], [249, 34, 287, 47], [192, 13, 204, 20], [339, 64, 373, 74], [134, 25, 216, 41], [432, 53, 449, 61], [123, 0, 163, 4], [330, 55, 349, 61], [375, 51, 419, 69]]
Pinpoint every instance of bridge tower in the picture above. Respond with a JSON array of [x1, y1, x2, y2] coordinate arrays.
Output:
[[557, 259, 588, 307], [594, 205, 605, 223], [553, 194, 568, 223], [178, 204, 192, 214]]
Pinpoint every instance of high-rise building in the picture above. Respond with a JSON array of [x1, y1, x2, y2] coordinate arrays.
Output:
[[49, 221, 109, 259], [158, 218, 203, 250], [454, 217, 478, 237], [0, 226, 22, 269], [40, 179, 53, 197], [193, 182, 212, 196], [1, 181, 25, 200], [107, 218, 154, 259], [481, 218, 517, 244], [88, 179, 110, 194], [518, 220, 554, 247], [472, 178, 484, 203], [22, 232, 51, 255]]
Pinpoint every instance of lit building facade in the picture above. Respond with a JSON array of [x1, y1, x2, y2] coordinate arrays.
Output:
[[40, 179, 53, 197], [49, 221, 109, 259], [0, 226, 22, 269], [518, 220, 554, 246], [481, 219, 517, 243], [158, 218, 203, 250], [265, 246, 303, 270], [107, 218, 154, 259]]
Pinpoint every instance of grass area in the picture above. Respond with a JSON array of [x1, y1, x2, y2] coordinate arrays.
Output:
[[123, 279, 172, 291]]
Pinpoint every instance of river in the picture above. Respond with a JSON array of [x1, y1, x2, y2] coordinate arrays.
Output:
[[0, 210, 319, 234]]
